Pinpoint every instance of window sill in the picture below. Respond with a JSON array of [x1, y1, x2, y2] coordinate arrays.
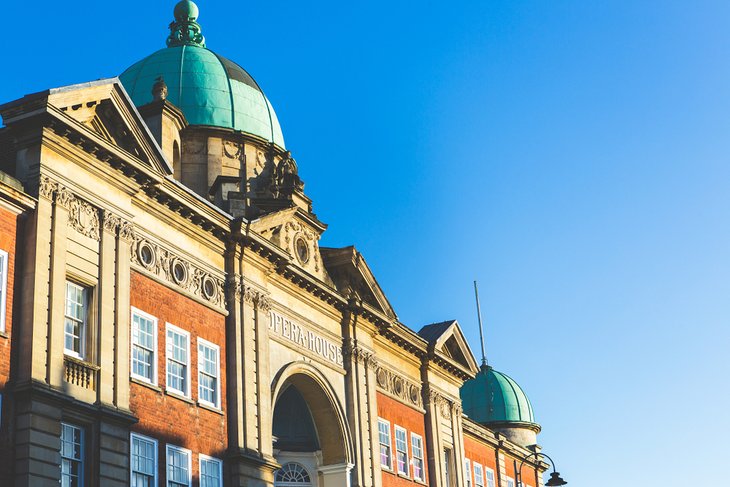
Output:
[[0, 330, 8, 339], [165, 389, 194, 404], [381, 467, 395, 475], [197, 401, 224, 415], [414, 478, 427, 486], [397, 472, 411, 480], [131, 376, 162, 392]]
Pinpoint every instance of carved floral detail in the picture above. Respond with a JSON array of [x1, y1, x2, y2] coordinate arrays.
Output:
[[130, 235, 225, 309], [375, 366, 423, 409]]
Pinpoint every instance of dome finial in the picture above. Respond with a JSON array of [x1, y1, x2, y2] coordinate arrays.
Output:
[[473, 280, 488, 368], [167, 1, 206, 48]]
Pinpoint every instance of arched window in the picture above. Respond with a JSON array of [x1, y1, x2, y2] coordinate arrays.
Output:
[[274, 462, 312, 486]]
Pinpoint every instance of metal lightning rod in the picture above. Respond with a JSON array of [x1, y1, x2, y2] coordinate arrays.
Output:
[[473, 280, 487, 368]]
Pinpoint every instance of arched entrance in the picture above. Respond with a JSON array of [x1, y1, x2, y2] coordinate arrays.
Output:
[[271, 362, 354, 487]]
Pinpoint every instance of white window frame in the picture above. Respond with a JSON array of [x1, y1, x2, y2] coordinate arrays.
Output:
[[166, 444, 192, 487], [394, 425, 409, 477], [505, 476, 515, 487], [130, 432, 157, 487], [131, 307, 158, 385], [64, 280, 89, 359], [165, 324, 190, 397], [485, 467, 496, 487], [377, 418, 393, 470], [410, 433, 425, 482], [199, 454, 223, 487], [464, 458, 472, 487], [0, 249, 8, 333], [197, 338, 221, 409], [474, 462, 484, 487], [60, 422, 84, 487]]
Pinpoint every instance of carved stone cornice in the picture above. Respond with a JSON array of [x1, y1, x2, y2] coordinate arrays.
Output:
[[375, 365, 423, 409], [130, 235, 225, 310]]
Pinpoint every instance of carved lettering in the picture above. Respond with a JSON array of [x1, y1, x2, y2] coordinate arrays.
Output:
[[269, 310, 344, 366]]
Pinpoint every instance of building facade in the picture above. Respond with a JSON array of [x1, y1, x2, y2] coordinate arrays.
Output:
[[0, 2, 553, 486]]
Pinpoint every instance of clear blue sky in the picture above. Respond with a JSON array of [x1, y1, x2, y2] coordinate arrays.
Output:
[[3, 1, 729, 485]]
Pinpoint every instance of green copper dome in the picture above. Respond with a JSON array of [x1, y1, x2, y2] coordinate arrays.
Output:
[[460, 366, 538, 426], [119, 1, 285, 148]]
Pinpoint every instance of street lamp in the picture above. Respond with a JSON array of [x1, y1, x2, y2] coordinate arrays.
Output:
[[516, 451, 567, 487]]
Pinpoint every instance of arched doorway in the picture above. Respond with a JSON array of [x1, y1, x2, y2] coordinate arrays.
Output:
[[271, 363, 354, 487]]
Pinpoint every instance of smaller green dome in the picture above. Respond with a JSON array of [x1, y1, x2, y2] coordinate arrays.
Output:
[[460, 366, 538, 426]]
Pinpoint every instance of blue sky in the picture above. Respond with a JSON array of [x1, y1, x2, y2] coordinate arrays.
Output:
[[3, 1, 729, 485]]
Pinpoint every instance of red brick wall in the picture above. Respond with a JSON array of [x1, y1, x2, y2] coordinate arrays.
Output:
[[464, 434, 498, 485], [377, 391, 429, 486], [503, 452, 538, 487], [129, 271, 227, 483], [0, 205, 18, 485], [0, 206, 18, 389]]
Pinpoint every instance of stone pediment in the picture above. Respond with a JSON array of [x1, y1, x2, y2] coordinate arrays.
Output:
[[320, 246, 397, 320], [418, 320, 479, 376], [0, 79, 173, 178], [250, 207, 331, 283]]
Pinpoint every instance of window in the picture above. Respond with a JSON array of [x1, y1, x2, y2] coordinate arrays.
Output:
[[198, 339, 220, 408], [485, 467, 496, 487], [131, 433, 157, 487], [64, 281, 89, 359], [464, 459, 472, 487], [166, 445, 191, 487], [275, 462, 312, 485], [0, 249, 8, 332], [166, 324, 190, 396], [443, 449, 451, 487], [377, 418, 392, 469], [131, 309, 158, 384], [394, 426, 408, 476], [505, 476, 515, 487], [474, 462, 484, 487], [200, 455, 223, 487], [60, 422, 84, 487], [411, 433, 424, 481]]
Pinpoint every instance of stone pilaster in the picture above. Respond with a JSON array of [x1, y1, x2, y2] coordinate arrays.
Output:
[[255, 293, 273, 458], [341, 306, 375, 487], [19, 175, 54, 384], [97, 210, 119, 405], [114, 220, 133, 410], [423, 387, 444, 487], [47, 184, 71, 388]]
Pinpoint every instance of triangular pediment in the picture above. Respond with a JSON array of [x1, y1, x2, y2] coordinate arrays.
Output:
[[418, 320, 479, 375], [320, 246, 397, 320], [46, 79, 173, 176], [251, 207, 332, 284]]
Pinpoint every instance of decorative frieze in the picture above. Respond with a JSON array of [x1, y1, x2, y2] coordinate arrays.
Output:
[[39, 175, 101, 240], [375, 365, 423, 409], [130, 235, 225, 309]]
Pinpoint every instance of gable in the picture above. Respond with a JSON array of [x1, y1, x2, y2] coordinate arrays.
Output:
[[419, 320, 479, 376], [46, 79, 173, 176], [320, 246, 397, 320]]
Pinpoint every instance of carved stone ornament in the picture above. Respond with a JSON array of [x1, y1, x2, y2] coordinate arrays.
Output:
[[39, 175, 56, 200], [223, 139, 243, 160], [119, 220, 135, 242], [69, 197, 101, 240], [103, 210, 122, 234], [375, 366, 423, 409], [182, 138, 205, 155], [130, 235, 225, 309]]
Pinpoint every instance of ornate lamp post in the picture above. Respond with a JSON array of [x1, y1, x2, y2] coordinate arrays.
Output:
[[516, 451, 568, 487]]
